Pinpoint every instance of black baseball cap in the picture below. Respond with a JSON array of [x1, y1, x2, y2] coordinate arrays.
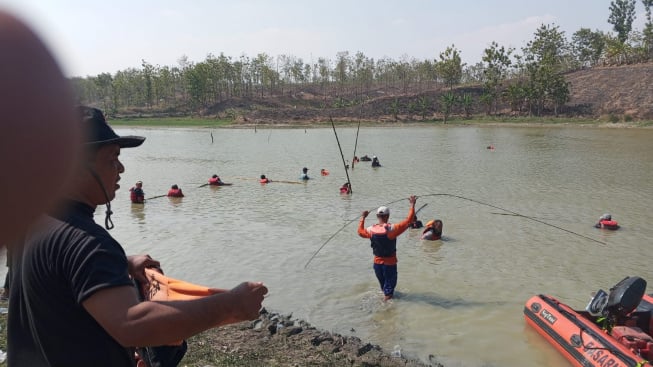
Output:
[[80, 106, 145, 148]]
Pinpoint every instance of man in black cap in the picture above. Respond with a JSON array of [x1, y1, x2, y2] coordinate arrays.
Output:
[[8, 107, 268, 366]]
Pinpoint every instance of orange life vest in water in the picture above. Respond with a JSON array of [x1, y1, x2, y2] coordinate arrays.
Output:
[[208, 177, 222, 185], [597, 220, 620, 230], [260, 178, 269, 184], [167, 189, 184, 197]]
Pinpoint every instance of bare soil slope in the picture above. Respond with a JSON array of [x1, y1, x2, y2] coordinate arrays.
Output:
[[565, 63, 653, 119]]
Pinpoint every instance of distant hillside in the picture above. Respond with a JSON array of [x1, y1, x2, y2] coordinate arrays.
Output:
[[565, 63, 653, 119], [114, 63, 653, 123]]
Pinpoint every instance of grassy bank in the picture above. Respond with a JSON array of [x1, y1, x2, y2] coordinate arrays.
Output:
[[106, 115, 653, 128], [111, 117, 232, 128]]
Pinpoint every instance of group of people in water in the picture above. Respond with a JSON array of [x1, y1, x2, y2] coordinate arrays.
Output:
[[129, 174, 231, 203], [129, 165, 362, 204]]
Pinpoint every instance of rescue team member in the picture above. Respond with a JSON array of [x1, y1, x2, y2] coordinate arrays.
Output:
[[260, 175, 270, 184], [8, 107, 268, 366], [208, 174, 224, 186], [167, 184, 184, 197], [300, 167, 310, 180], [595, 213, 620, 230], [129, 181, 145, 203], [421, 220, 443, 241], [358, 195, 416, 301]]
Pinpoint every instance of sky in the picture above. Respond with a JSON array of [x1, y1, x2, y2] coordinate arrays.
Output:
[[1, 0, 650, 77]]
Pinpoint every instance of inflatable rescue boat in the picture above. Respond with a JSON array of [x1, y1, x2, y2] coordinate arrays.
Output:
[[525, 276, 653, 367]]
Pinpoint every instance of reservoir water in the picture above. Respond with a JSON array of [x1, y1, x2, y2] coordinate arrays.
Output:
[[21, 125, 653, 366]]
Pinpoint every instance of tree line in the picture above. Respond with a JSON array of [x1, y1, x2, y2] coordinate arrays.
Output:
[[72, 0, 653, 118]]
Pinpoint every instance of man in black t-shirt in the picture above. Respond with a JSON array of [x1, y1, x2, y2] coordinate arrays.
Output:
[[8, 107, 268, 367]]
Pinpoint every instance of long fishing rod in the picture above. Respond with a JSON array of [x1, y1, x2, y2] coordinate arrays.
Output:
[[352, 104, 363, 170], [304, 193, 607, 269], [418, 193, 607, 246], [415, 203, 428, 215], [330, 117, 352, 193], [352, 119, 361, 170]]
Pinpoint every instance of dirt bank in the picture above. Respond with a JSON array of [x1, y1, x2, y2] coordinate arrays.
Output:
[[0, 300, 437, 367], [180, 308, 439, 367]]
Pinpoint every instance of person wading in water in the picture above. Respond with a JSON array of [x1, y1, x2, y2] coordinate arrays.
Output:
[[358, 196, 416, 301]]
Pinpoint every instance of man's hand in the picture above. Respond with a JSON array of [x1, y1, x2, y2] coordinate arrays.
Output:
[[362, 210, 369, 218], [228, 282, 268, 322], [127, 255, 161, 285], [409, 195, 417, 207]]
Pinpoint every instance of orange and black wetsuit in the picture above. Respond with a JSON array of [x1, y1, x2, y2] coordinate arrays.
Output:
[[357, 206, 414, 297]]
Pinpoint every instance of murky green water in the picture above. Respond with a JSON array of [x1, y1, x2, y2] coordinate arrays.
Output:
[[16, 125, 653, 366]]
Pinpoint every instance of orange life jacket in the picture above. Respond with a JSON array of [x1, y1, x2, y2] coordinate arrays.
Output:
[[167, 189, 184, 197], [208, 177, 221, 185], [130, 187, 144, 203], [598, 220, 620, 230], [139, 268, 221, 346], [260, 178, 269, 184]]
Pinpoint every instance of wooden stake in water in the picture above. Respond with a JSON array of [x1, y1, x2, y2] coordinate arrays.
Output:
[[330, 117, 352, 194]]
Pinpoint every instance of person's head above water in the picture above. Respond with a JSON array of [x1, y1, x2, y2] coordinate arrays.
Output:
[[212, 174, 218, 178], [171, 184, 179, 190], [260, 175, 266, 179], [302, 167, 308, 173], [135, 181, 143, 187], [434, 220, 443, 231]]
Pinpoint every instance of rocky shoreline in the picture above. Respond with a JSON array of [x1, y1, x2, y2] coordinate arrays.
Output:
[[180, 308, 439, 367]]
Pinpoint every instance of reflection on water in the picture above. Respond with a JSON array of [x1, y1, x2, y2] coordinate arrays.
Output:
[[8, 126, 647, 367], [129, 204, 145, 224]]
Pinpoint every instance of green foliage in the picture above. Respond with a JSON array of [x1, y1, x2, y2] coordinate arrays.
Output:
[[643, 0, 653, 57], [522, 24, 572, 116], [389, 98, 400, 121], [482, 41, 513, 114], [407, 100, 419, 120], [459, 93, 473, 117], [68, 16, 653, 120], [572, 28, 607, 66], [440, 92, 456, 123], [504, 82, 527, 113], [418, 96, 430, 120], [608, 0, 637, 44], [479, 92, 494, 115], [609, 114, 620, 123], [436, 45, 465, 90]]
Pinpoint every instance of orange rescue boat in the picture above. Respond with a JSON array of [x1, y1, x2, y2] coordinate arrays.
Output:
[[525, 276, 653, 367]]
